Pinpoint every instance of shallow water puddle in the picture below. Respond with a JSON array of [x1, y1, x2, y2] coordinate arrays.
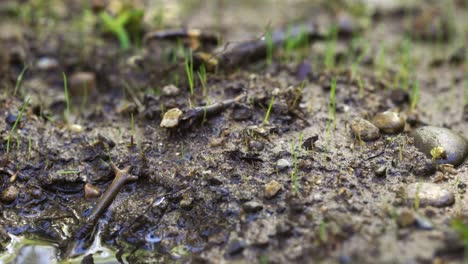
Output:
[[0, 231, 119, 264]]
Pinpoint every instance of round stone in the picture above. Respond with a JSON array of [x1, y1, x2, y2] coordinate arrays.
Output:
[[0, 186, 18, 203], [373, 111, 405, 134], [350, 118, 380, 141], [276, 159, 291, 170], [410, 126, 468, 166], [406, 182, 454, 208]]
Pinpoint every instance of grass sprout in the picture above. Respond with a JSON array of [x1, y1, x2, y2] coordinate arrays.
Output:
[[291, 142, 299, 193], [197, 64, 207, 96], [410, 80, 420, 111], [185, 51, 195, 95], [63, 72, 71, 124], [324, 25, 337, 70], [7, 97, 30, 154], [263, 96, 275, 125], [329, 78, 337, 129], [13, 66, 28, 97]]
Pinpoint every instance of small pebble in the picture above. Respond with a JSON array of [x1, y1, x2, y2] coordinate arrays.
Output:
[[373, 111, 405, 134], [397, 209, 415, 227], [350, 118, 380, 141], [36, 57, 58, 70], [249, 140, 264, 151], [68, 124, 84, 133], [242, 200, 263, 213], [406, 182, 454, 208], [0, 186, 18, 203], [226, 239, 245, 256], [374, 166, 387, 177], [410, 126, 468, 166], [276, 159, 291, 170], [232, 105, 252, 121], [415, 214, 433, 230], [84, 183, 100, 199], [180, 195, 193, 210], [160, 108, 183, 128], [264, 180, 281, 199], [162, 84, 180, 97]]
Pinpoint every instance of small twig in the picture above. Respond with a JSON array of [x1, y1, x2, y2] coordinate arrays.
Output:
[[65, 163, 138, 258], [161, 93, 246, 129]]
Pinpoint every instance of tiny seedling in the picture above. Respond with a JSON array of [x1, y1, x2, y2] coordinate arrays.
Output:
[[263, 96, 275, 125], [284, 24, 308, 60], [7, 97, 30, 154], [27, 135, 32, 159], [376, 44, 388, 79], [63, 72, 71, 125], [56, 170, 81, 175], [430, 146, 446, 168], [319, 221, 328, 243], [185, 51, 195, 95], [291, 142, 299, 193], [399, 139, 405, 161], [329, 78, 337, 129], [197, 65, 207, 96], [350, 37, 367, 80], [324, 25, 337, 70], [290, 80, 306, 110], [357, 76, 364, 98], [130, 113, 135, 146], [13, 66, 28, 96], [410, 80, 420, 111], [414, 179, 422, 210]]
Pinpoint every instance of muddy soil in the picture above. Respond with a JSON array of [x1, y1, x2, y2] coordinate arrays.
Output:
[[0, 0, 467, 263]]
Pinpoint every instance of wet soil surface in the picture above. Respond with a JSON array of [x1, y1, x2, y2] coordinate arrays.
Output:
[[0, 0, 467, 263]]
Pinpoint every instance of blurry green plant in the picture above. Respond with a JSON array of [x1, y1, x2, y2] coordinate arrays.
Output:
[[185, 51, 195, 95], [329, 78, 337, 129], [410, 80, 420, 111], [263, 96, 275, 125], [284, 25, 309, 59], [13, 66, 28, 97], [197, 65, 207, 96], [451, 218, 468, 262], [99, 7, 143, 50], [376, 44, 387, 78], [350, 37, 367, 80], [395, 38, 412, 90], [291, 142, 299, 193], [63, 72, 70, 125], [324, 25, 338, 70]]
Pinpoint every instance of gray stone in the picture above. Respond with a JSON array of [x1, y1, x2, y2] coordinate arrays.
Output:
[[406, 182, 454, 208], [162, 84, 180, 96], [373, 111, 405, 134], [350, 118, 380, 141], [276, 159, 291, 170], [410, 126, 468, 166], [242, 200, 263, 213]]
